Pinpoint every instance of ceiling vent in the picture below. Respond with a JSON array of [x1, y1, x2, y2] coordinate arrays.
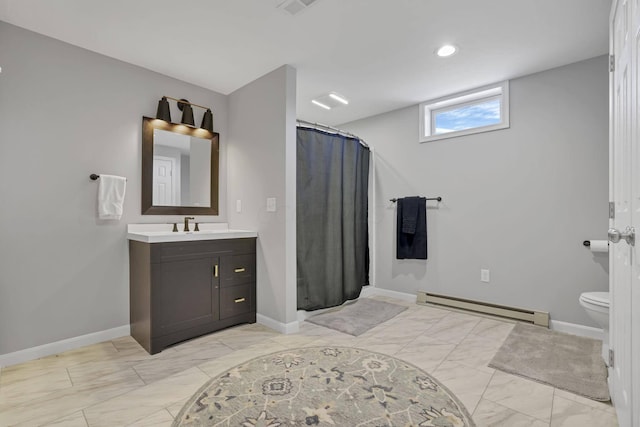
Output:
[[276, 0, 319, 16]]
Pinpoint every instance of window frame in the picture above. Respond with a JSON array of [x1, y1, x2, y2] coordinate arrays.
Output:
[[419, 81, 510, 143]]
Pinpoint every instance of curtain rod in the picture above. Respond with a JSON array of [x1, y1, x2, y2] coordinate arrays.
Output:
[[296, 119, 369, 148]]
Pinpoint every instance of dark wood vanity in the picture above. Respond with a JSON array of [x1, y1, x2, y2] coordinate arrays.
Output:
[[129, 237, 256, 354]]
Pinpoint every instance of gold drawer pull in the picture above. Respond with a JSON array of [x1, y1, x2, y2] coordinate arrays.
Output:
[[234, 297, 246, 303], [234, 268, 246, 273], [214, 264, 219, 277]]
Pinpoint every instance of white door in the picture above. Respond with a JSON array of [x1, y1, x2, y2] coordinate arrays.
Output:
[[153, 156, 175, 206], [609, 1, 640, 426]]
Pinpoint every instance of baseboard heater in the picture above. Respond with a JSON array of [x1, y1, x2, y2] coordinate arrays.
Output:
[[417, 292, 549, 327]]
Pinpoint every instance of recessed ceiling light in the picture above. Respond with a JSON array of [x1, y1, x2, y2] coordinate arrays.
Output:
[[312, 99, 331, 110], [329, 92, 349, 105], [436, 44, 458, 57], [312, 92, 350, 110]]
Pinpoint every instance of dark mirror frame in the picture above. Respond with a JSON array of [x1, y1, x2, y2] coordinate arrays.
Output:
[[142, 117, 219, 215]]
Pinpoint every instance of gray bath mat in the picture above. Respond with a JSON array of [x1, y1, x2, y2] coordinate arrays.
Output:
[[306, 298, 407, 336], [489, 323, 610, 401]]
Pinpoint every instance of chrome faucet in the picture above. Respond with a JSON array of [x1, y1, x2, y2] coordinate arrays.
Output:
[[183, 217, 195, 232]]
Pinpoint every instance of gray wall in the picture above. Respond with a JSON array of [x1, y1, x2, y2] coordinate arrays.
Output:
[[0, 19, 609, 358], [0, 22, 229, 355], [227, 65, 298, 327], [343, 55, 609, 326]]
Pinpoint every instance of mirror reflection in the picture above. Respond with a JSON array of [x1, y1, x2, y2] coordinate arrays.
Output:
[[142, 117, 219, 215], [152, 129, 212, 207]]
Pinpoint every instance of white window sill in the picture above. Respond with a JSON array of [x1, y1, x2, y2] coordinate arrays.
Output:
[[420, 122, 510, 143]]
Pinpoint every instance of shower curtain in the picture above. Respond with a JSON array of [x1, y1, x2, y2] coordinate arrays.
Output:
[[296, 127, 370, 311]]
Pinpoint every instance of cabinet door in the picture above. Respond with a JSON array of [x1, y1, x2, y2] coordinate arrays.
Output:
[[152, 257, 219, 337]]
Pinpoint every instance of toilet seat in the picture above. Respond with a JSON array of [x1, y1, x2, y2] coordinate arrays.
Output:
[[579, 292, 610, 308]]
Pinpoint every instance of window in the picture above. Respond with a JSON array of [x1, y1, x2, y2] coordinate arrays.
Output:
[[419, 81, 509, 142]]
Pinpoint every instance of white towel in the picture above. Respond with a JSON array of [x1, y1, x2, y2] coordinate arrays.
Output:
[[98, 174, 127, 220]]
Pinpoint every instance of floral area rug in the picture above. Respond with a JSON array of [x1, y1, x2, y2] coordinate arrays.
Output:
[[173, 346, 475, 426]]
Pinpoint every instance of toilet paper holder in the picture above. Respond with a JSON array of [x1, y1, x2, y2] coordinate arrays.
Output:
[[582, 240, 610, 254], [583, 240, 610, 250]]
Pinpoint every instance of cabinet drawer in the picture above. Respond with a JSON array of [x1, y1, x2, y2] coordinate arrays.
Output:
[[220, 283, 254, 319], [151, 238, 256, 263], [220, 254, 255, 287]]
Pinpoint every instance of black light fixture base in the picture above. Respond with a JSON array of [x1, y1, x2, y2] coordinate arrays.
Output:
[[177, 98, 189, 111]]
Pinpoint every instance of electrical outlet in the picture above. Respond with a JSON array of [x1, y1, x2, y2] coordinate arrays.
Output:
[[266, 197, 277, 212], [236, 199, 242, 213], [481, 269, 490, 283]]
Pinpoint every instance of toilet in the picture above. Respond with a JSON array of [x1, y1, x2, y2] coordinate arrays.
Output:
[[579, 291, 610, 365]]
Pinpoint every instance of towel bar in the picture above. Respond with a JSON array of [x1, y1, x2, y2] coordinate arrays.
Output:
[[90, 174, 127, 181], [390, 197, 442, 203]]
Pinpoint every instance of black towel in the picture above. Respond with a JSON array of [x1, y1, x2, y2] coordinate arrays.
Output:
[[396, 197, 427, 259], [401, 196, 420, 234]]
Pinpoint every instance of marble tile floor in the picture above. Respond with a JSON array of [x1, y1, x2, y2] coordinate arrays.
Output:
[[0, 296, 619, 426]]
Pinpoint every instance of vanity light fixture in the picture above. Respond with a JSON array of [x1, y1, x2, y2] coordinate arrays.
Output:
[[155, 96, 214, 132], [436, 44, 458, 57]]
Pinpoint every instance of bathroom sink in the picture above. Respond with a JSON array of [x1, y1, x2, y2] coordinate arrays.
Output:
[[127, 223, 257, 243]]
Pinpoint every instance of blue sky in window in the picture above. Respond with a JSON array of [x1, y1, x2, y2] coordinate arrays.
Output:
[[434, 98, 501, 134]]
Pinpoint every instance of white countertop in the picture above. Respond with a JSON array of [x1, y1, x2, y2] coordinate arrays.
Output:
[[127, 223, 257, 243]]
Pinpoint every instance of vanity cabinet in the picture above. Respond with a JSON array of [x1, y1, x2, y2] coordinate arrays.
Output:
[[129, 237, 256, 354]]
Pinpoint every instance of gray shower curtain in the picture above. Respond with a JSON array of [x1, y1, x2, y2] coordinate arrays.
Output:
[[296, 127, 370, 311]]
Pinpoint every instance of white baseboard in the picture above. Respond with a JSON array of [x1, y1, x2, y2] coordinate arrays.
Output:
[[296, 299, 359, 322], [256, 313, 299, 334], [367, 288, 603, 341], [550, 320, 603, 340], [364, 286, 417, 302], [297, 306, 332, 322], [359, 285, 377, 298], [0, 325, 130, 368], [2, 296, 596, 368]]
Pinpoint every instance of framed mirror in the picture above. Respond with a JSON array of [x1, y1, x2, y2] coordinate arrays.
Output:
[[142, 117, 219, 215]]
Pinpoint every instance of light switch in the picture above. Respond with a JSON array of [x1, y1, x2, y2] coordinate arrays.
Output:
[[236, 199, 242, 213], [481, 269, 490, 283], [266, 197, 277, 212]]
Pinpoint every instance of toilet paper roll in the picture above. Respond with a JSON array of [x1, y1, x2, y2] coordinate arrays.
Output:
[[588, 240, 609, 253]]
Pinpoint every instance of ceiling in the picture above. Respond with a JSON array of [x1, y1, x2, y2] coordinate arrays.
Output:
[[0, 0, 611, 126]]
